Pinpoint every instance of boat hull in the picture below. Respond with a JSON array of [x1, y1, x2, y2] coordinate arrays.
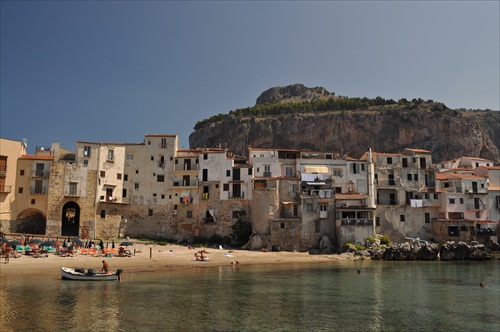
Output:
[[61, 267, 121, 281]]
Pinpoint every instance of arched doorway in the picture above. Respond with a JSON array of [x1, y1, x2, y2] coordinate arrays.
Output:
[[62, 201, 80, 236], [16, 209, 47, 234]]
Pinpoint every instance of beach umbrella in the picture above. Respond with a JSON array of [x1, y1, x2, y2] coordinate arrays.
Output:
[[8, 240, 22, 247], [0, 238, 9, 243], [119, 241, 134, 247], [71, 238, 84, 247], [28, 239, 42, 245], [41, 240, 56, 247]]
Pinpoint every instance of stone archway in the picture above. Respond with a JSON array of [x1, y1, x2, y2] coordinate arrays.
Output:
[[62, 201, 80, 237], [16, 209, 47, 234]]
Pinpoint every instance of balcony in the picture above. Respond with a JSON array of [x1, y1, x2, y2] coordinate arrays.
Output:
[[467, 202, 486, 210], [30, 186, 47, 195], [263, 171, 272, 177], [173, 180, 199, 187], [64, 189, 81, 197], [376, 179, 396, 187], [174, 164, 199, 171], [228, 191, 245, 199], [32, 170, 49, 178], [340, 218, 374, 226], [0, 185, 12, 193]]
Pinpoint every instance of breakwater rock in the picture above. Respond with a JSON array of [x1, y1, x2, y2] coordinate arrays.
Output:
[[439, 241, 492, 261], [344, 241, 493, 261], [382, 242, 440, 261]]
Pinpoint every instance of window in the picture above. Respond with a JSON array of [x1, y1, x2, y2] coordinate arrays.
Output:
[[124, 174, 128, 181], [264, 165, 271, 177], [100, 171, 105, 177], [69, 182, 78, 196], [202, 169, 208, 182], [376, 217, 380, 226], [136, 170, 139, 174], [223, 184, 229, 191], [333, 170, 342, 177], [20, 170, 25, 176], [320, 204, 327, 212], [424, 194, 429, 199], [407, 174, 412, 181], [290, 184, 296, 193], [83, 160, 88, 167], [107, 149, 114, 161], [122, 189, 127, 198], [31, 199, 35, 204], [307, 204, 313, 211], [326, 154, 333, 159], [101, 210, 106, 218], [84, 146, 91, 157], [280, 223, 285, 229], [187, 210, 193, 218], [226, 170, 231, 177], [460, 198, 464, 204], [161, 194, 165, 199], [434, 194, 438, 199], [117, 173, 122, 180], [153, 193, 157, 197], [449, 198, 455, 204], [269, 205, 274, 214], [414, 174, 418, 181], [248, 168, 252, 175], [34, 180, 43, 194], [148, 209, 153, 216], [400, 215, 405, 222], [425, 213, 430, 224], [203, 154, 208, 160], [161, 138, 167, 148], [387, 157, 393, 164], [157, 175, 165, 182], [135, 183, 139, 190], [126, 154, 133, 160], [151, 156, 155, 161], [315, 220, 321, 233], [402, 158, 408, 167], [285, 166, 294, 177]]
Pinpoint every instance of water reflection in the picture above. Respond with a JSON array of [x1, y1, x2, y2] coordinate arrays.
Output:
[[1, 261, 499, 331]]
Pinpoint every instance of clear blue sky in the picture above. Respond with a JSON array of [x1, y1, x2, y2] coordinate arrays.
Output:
[[1, 1, 499, 153]]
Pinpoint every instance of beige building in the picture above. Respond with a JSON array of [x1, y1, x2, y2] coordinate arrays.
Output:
[[0, 138, 26, 233]]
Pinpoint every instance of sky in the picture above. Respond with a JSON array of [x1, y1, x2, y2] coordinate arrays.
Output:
[[1, 1, 499, 153]]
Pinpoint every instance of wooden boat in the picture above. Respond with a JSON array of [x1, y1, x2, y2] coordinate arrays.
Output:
[[61, 266, 123, 281]]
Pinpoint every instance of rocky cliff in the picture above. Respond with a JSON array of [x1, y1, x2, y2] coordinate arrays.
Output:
[[189, 85, 500, 163]]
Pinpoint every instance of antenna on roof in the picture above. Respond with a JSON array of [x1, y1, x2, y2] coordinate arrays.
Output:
[[22, 138, 28, 148]]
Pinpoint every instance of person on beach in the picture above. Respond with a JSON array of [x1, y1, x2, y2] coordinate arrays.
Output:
[[4, 245, 12, 264], [101, 260, 109, 273]]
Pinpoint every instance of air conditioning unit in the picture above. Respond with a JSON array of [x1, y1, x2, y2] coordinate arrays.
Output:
[[348, 187, 355, 193]]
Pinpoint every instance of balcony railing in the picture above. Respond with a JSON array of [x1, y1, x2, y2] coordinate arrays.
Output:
[[376, 179, 396, 186], [174, 164, 199, 171], [228, 191, 245, 199], [32, 170, 49, 178], [0, 185, 12, 193], [64, 189, 81, 197], [30, 186, 47, 195], [340, 218, 374, 226], [173, 180, 199, 187], [263, 171, 272, 177], [467, 202, 486, 210]]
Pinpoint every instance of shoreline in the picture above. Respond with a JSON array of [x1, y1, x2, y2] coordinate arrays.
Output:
[[0, 243, 356, 277]]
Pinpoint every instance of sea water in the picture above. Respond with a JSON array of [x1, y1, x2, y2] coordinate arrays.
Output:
[[1, 260, 499, 331]]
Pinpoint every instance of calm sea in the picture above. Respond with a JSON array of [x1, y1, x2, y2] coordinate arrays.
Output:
[[1, 260, 499, 332]]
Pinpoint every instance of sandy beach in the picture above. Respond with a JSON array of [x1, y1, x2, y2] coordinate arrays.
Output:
[[0, 243, 356, 277]]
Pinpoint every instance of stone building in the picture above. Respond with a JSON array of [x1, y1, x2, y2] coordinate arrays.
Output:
[[363, 148, 437, 243]]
